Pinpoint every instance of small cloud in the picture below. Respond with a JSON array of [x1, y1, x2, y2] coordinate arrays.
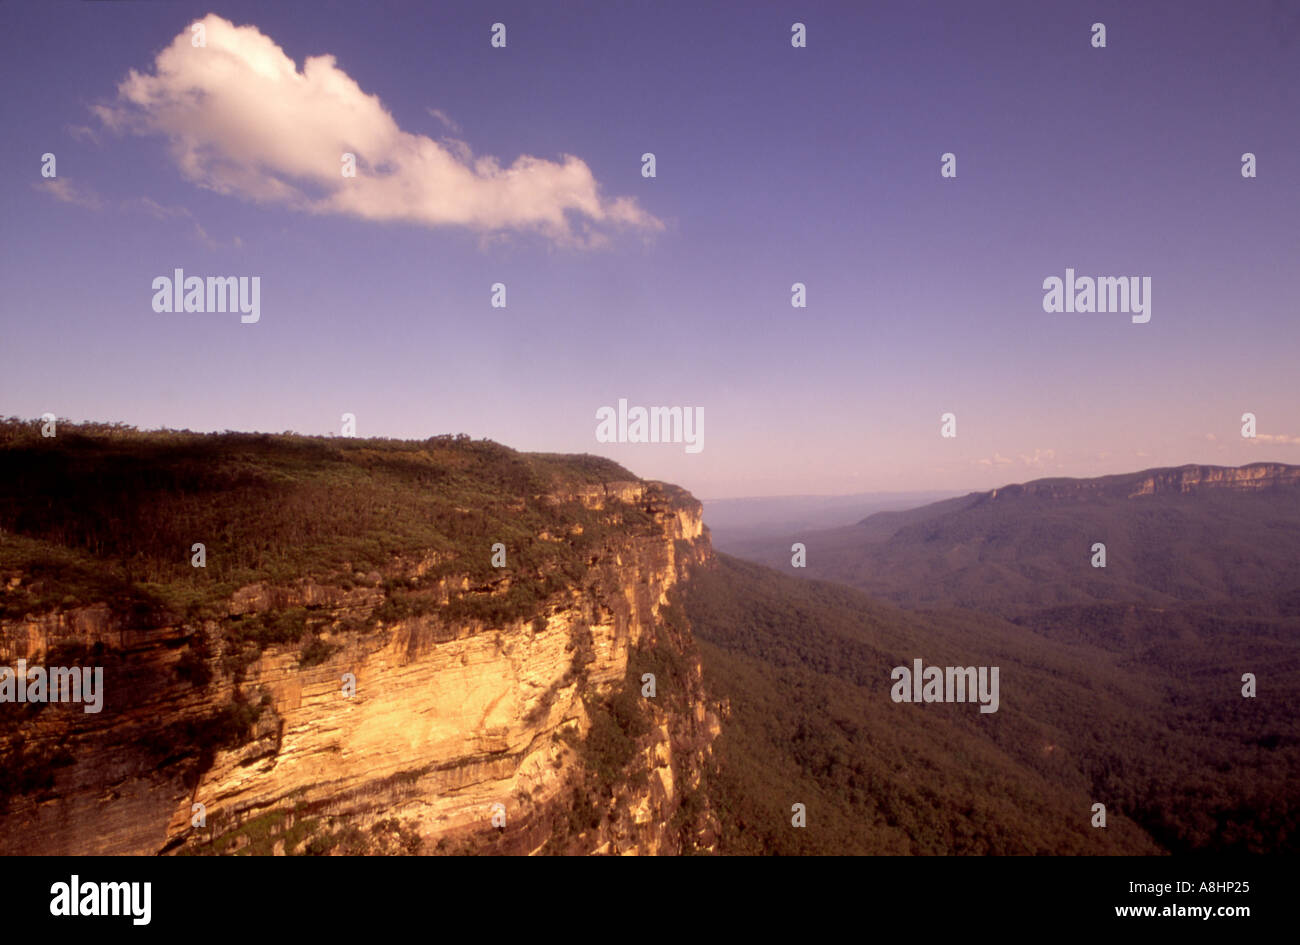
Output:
[[1204, 433, 1217, 441], [981, 449, 1056, 469], [66, 124, 101, 145], [90, 103, 123, 132], [133, 197, 229, 249], [1017, 448, 1057, 468], [426, 107, 461, 133], [138, 197, 187, 221], [34, 175, 229, 248], [1248, 433, 1300, 445], [34, 177, 103, 210]]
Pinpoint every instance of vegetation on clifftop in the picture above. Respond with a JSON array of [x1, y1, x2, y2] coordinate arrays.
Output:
[[0, 418, 649, 626]]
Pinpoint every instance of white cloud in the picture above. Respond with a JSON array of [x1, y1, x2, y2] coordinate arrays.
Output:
[[1248, 433, 1300, 445], [96, 15, 662, 246]]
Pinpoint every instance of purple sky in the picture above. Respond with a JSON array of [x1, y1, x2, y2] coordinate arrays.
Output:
[[2, 0, 1297, 498]]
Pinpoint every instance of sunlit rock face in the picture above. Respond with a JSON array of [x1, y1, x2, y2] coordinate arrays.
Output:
[[0, 481, 720, 856]]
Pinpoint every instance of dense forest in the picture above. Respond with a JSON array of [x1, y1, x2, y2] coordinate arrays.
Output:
[[684, 554, 1300, 855], [709, 467, 1300, 853]]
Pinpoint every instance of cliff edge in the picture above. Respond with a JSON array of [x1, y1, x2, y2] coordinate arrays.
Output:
[[0, 423, 721, 855]]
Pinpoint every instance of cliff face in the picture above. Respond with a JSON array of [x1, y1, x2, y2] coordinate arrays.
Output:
[[1123, 463, 1300, 497], [986, 463, 1300, 502], [0, 479, 720, 856]]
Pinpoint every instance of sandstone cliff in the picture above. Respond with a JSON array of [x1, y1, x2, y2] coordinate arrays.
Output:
[[985, 462, 1300, 502], [0, 460, 721, 856]]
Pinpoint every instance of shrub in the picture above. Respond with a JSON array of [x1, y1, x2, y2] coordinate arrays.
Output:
[[298, 635, 338, 668]]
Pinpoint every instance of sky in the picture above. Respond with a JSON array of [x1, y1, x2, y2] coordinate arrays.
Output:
[[1, 0, 1297, 499]]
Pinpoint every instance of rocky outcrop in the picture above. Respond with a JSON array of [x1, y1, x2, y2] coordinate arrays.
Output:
[[1124, 463, 1300, 497], [0, 480, 720, 856]]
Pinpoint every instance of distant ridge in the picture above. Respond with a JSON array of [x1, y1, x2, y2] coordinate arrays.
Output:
[[731, 461, 1300, 616], [981, 462, 1300, 504], [847, 463, 1300, 536]]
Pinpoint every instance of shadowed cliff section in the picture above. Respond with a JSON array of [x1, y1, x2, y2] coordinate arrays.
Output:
[[0, 420, 720, 855]]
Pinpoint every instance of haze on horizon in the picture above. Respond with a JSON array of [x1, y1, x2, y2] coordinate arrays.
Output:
[[2, 1, 1297, 500]]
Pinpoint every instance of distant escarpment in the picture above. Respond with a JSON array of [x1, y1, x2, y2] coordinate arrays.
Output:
[[0, 421, 720, 855], [985, 463, 1300, 502], [732, 462, 1300, 615]]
